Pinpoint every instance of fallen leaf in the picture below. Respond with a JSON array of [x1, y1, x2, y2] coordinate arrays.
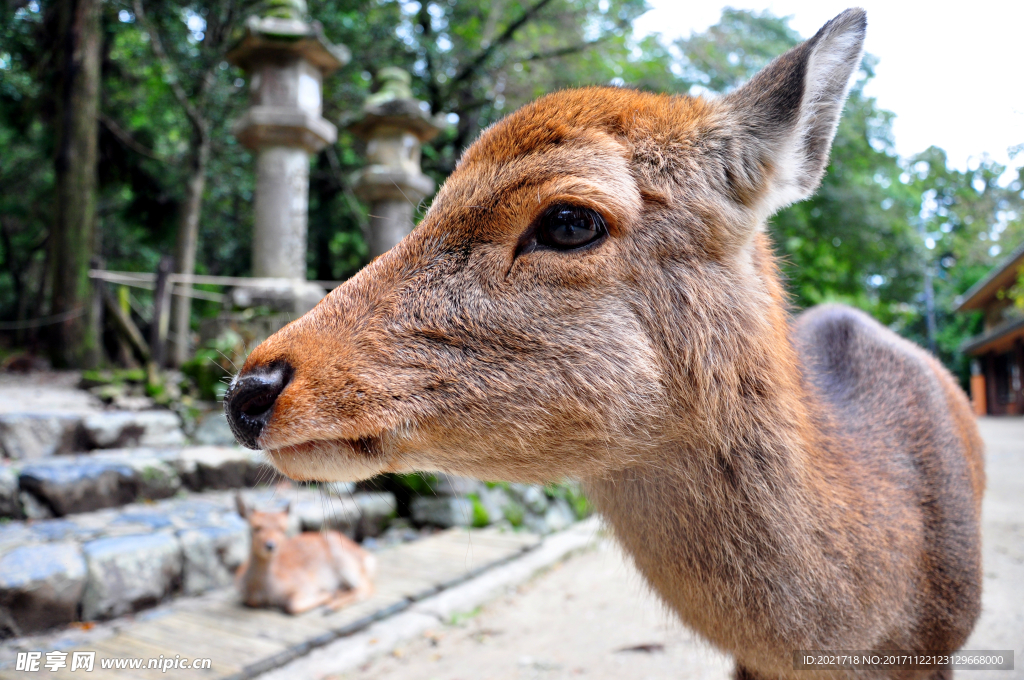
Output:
[[615, 643, 665, 654]]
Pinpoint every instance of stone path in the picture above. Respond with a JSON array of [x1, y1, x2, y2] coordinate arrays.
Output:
[[327, 538, 731, 680], [963, 417, 1024, 667], [0, 525, 541, 679]]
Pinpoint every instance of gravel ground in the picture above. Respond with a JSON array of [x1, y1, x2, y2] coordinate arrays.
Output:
[[330, 417, 1023, 680]]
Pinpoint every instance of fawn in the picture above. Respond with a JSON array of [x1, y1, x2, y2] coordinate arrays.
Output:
[[235, 495, 376, 615], [224, 9, 984, 678]]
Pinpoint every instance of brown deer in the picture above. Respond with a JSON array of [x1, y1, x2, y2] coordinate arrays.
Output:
[[224, 9, 985, 678], [235, 495, 376, 615]]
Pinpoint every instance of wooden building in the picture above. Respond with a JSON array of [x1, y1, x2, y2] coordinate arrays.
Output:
[[956, 242, 1024, 416]]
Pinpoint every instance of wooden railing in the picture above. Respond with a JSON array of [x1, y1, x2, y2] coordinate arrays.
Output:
[[87, 267, 344, 367]]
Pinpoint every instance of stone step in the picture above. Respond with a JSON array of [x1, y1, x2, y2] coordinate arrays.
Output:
[[0, 409, 188, 461], [0, 446, 276, 520], [0, 487, 399, 638], [0, 524, 544, 679], [0, 373, 242, 455], [409, 476, 580, 535], [0, 383, 102, 417]]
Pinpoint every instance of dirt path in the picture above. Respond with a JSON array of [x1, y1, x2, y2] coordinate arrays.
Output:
[[330, 540, 732, 680], [331, 417, 1023, 680], [965, 417, 1024, 671]]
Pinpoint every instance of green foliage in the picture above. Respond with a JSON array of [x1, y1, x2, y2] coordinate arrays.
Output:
[[674, 8, 801, 94], [467, 492, 490, 528], [144, 373, 175, 404], [80, 367, 148, 387], [1002, 267, 1024, 311], [141, 464, 170, 484], [544, 482, 592, 519], [674, 9, 1024, 387], [501, 500, 525, 528], [899, 149, 1024, 381], [447, 606, 482, 626], [392, 472, 439, 496], [180, 328, 247, 400], [0, 2, 57, 338], [2, 1, 1022, 389]]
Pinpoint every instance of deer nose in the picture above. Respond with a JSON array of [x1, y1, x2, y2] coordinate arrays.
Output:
[[224, 363, 293, 449]]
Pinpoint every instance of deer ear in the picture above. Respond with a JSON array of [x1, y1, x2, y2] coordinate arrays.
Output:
[[236, 493, 251, 519], [723, 8, 865, 219]]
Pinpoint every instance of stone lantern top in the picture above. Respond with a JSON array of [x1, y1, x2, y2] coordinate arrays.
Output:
[[259, 0, 307, 21], [348, 67, 449, 224], [364, 67, 414, 106], [226, 1, 349, 75], [346, 68, 446, 143], [225, 5, 349, 154]]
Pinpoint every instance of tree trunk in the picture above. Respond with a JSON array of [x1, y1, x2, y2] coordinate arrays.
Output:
[[48, 0, 101, 368], [169, 134, 209, 367]]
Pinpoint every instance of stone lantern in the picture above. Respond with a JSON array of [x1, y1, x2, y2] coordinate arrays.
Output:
[[349, 68, 446, 259], [226, 0, 349, 311]]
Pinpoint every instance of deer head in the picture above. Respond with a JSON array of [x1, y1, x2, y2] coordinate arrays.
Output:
[[224, 10, 866, 485], [237, 495, 292, 562]]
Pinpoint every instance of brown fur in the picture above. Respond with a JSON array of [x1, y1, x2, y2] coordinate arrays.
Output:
[[235, 497, 376, 615], [225, 9, 983, 678]]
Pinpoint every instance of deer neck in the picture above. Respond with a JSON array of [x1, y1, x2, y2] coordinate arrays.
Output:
[[582, 262, 844, 655], [240, 554, 279, 602]]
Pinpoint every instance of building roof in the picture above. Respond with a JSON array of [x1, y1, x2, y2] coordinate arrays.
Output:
[[955, 240, 1024, 312], [960, 315, 1024, 355]]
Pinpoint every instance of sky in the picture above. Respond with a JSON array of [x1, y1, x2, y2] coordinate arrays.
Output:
[[633, 1, 1023, 173]]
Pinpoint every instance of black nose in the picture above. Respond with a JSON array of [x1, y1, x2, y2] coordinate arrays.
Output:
[[224, 363, 293, 449], [264, 540, 276, 552]]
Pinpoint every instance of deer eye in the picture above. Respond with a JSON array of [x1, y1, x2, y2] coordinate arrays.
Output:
[[536, 205, 605, 250]]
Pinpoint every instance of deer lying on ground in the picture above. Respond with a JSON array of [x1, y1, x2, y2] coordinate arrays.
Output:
[[224, 8, 984, 678], [235, 495, 376, 615]]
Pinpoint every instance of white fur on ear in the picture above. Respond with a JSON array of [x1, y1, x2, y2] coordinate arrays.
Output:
[[725, 8, 867, 221], [769, 11, 866, 214]]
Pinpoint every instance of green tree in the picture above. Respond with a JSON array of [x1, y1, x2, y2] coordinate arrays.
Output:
[[674, 7, 801, 94], [1005, 266, 1024, 311], [5, 1, 1020, 387], [678, 11, 922, 320], [127, 0, 253, 364], [49, 0, 103, 368], [0, 0, 57, 347], [306, 0, 677, 280], [675, 8, 1024, 386], [771, 60, 922, 323], [901, 149, 1024, 377]]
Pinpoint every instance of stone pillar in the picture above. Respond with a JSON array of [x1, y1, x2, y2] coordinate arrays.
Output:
[[349, 68, 446, 259], [226, 2, 349, 310], [366, 202, 419, 258], [253, 147, 310, 279]]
